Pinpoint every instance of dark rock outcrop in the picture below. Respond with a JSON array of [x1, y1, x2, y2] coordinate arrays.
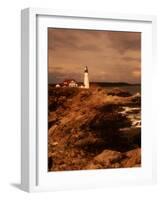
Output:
[[107, 88, 132, 97], [48, 86, 141, 171]]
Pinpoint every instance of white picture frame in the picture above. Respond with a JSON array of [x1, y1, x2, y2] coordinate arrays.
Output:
[[21, 8, 157, 192]]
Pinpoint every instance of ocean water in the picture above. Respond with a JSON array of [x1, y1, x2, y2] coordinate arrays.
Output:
[[119, 106, 141, 128], [103, 85, 141, 128], [104, 85, 141, 95]]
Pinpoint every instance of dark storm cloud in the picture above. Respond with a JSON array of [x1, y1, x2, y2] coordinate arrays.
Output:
[[48, 28, 141, 84], [48, 28, 81, 50], [48, 28, 103, 52], [107, 31, 141, 54]]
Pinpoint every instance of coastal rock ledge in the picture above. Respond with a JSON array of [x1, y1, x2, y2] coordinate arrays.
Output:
[[48, 86, 141, 171]]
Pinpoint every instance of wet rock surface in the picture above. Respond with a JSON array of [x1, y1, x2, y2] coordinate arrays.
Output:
[[48, 86, 141, 171], [107, 88, 132, 97]]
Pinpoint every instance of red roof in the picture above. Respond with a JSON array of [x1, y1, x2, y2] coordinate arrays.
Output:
[[63, 79, 77, 84]]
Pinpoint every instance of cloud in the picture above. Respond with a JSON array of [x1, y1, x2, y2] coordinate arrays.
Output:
[[123, 55, 141, 62], [132, 70, 141, 78], [48, 71, 82, 83], [48, 28, 141, 84], [107, 31, 141, 54]]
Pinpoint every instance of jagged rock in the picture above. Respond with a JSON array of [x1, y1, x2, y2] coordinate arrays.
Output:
[[48, 86, 141, 171], [131, 93, 141, 106], [85, 162, 102, 170], [89, 111, 131, 131], [79, 90, 92, 101], [119, 127, 141, 149], [74, 137, 104, 148], [94, 150, 123, 166], [107, 88, 132, 97], [121, 148, 141, 167], [85, 150, 123, 169], [48, 87, 79, 111], [48, 125, 58, 136]]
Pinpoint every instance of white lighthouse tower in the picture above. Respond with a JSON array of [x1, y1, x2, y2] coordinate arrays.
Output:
[[84, 66, 89, 89]]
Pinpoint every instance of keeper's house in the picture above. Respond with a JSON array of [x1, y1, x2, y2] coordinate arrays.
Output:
[[62, 79, 78, 88]]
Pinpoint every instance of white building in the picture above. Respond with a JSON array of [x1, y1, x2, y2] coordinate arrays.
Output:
[[55, 66, 90, 89], [84, 66, 90, 89], [69, 80, 78, 87], [63, 79, 78, 87], [55, 84, 60, 88]]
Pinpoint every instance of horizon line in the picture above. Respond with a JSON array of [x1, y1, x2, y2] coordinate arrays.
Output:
[[48, 81, 141, 85]]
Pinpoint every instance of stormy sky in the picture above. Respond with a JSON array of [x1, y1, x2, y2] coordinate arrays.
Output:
[[48, 28, 141, 84]]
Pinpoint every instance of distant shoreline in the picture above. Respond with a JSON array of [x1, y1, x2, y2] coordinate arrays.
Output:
[[49, 82, 141, 87]]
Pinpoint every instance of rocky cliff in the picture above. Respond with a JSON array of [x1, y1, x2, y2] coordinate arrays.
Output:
[[48, 86, 141, 171]]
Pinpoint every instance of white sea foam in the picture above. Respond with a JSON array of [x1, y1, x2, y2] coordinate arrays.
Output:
[[119, 106, 141, 128]]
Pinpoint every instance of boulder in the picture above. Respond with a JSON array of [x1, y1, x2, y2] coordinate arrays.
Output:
[[107, 88, 132, 97], [74, 136, 104, 148], [94, 149, 123, 166], [121, 148, 141, 167], [89, 111, 131, 131], [131, 93, 141, 106], [85, 162, 102, 170]]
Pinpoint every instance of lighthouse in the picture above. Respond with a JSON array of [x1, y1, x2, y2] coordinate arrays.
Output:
[[84, 66, 89, 89]]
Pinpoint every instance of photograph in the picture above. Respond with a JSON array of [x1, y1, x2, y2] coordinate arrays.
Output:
[[48, 28, 141, 172]]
